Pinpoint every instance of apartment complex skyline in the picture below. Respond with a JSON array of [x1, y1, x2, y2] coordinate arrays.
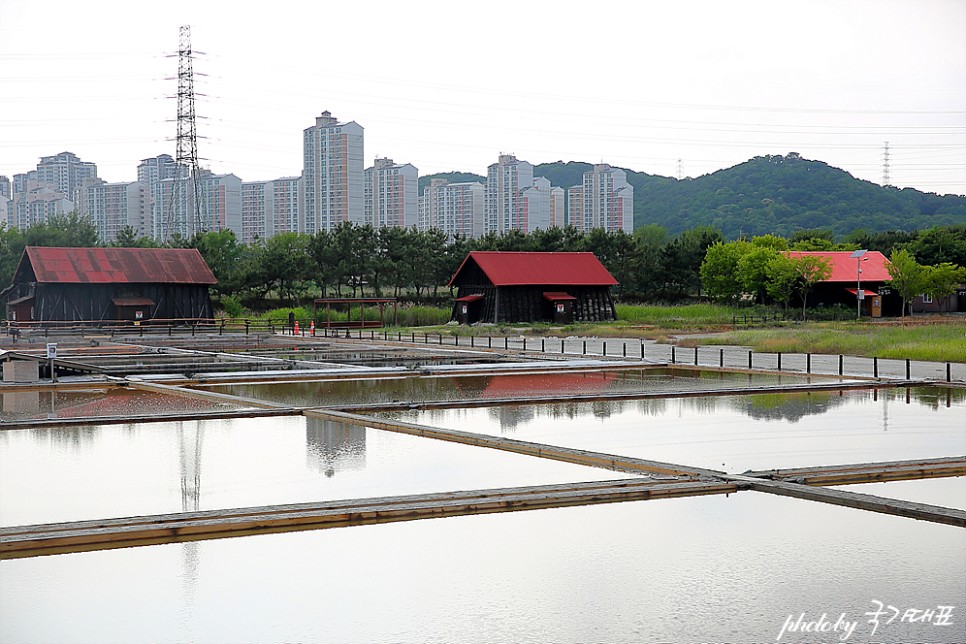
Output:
[[3, 111, 633, 242]]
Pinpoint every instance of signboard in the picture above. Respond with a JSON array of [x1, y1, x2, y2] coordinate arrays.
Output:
[[46, 343, 57, 359], [857, 291, 865, 300], [135, 310, 144, 320]]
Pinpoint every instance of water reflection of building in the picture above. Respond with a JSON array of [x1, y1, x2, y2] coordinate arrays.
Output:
[[306, 418, 366, 477], [3, 391, 40, 416]]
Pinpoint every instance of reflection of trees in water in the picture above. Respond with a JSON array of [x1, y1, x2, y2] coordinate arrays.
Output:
[[305, 417, 366, 477], [488, 405, 536, 433], [895, 386, 966, 411], [729, 392, 847, 422]]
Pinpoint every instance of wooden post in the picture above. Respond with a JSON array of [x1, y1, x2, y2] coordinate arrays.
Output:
[[719, 348, 724, 367], [807, 353, 811, 374], [906, 359, 911, 380], [748, 350, 752, 369], [777, 352, 782, 371], [671, 346, 676, 363], [874, 357, 878, 379], [694, 346, 699, 366], [839, 355, 844, 375]]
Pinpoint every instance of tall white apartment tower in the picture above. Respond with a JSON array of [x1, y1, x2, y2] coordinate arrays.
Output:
[[302, 111, 365, 234], [79, 181, 150, 242], [569, 164, 634, 233], [137, 154, 184, 240], [35, 151, 98, 202], [419, 179, 485, 239], [484, 154, 533, 234], [364, 158, 418, 228]]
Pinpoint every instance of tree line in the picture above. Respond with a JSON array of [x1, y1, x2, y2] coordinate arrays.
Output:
[[1, 215, 963, 312]]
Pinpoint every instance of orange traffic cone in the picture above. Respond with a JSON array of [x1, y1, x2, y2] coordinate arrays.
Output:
[[294, 320, 300, 335]]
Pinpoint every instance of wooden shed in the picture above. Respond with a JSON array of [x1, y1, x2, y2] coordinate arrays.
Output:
[[448, 251, 618, 324], [1, 246, 216, 324]]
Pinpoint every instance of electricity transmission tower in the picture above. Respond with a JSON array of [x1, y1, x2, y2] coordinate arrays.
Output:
[[882, 141, 891, 187], [166, 25, 206, 240]]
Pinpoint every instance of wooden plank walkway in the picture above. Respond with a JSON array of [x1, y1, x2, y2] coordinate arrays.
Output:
[[727, 474, 966, 527], [0, 478, 736, 559], [306, 409, 726, 478], [744, 456, 966, 486]]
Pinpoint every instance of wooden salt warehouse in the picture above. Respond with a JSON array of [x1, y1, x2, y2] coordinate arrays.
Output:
[[448, 251, 618, 324], [1, 246, 216, 324]]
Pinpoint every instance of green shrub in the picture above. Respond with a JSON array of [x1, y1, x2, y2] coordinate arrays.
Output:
[[219, 295, 245, 318]]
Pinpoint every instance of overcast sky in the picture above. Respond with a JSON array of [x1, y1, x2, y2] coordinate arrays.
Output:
[[2, 0, 964, 196]]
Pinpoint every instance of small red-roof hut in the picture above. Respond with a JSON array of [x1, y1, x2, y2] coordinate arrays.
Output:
[[785, 250, 901, 316], [448, 251, 618, 323], [2, 247, 216, 324]]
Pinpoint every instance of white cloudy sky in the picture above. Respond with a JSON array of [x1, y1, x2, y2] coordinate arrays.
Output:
[[1, 0, 964, 195]]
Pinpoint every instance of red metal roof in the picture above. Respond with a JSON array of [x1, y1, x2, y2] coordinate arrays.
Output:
[[785, 251, 891, 283], [455, 294, 485, 302], [21, 247, 217, 285], [449, 251, 618, 287]]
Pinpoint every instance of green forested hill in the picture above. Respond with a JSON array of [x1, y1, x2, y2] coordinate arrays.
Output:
[[421, 154, 965, 238]]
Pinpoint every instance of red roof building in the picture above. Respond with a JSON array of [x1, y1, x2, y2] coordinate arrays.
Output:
[[448, 251, 618, 324], [784, 250, 901, 317], [2, 247, 216, 324]]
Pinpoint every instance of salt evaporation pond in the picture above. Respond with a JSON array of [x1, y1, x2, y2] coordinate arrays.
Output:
[[197, 367, 846, 407], [0, 387, 248, 422], [1, 489, 963, 643], [0, 415, 637, 527], [381, 386, 966, 472]]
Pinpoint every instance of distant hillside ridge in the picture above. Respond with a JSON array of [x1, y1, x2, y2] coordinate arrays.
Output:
[[421, 154, 966, 238]]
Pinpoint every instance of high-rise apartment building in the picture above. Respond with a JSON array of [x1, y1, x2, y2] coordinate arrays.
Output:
[[568, 164, 634, 233], [364, 158, 418, 229], [79, 181, 150, 242], [35, 151, 98, 202], [550, 186, 565, 228], [0, 176, 10, 200], [419, 179, 485, 239], [302, 111, 364, 234], [241, 176, 302, 244], [270, 177, 301, 236], [152, 171, 241, 240], [485, 154, 533, 234], [15, 186, 73, 230], [138, 154, 186, 241], [484, 154, 556, 234], [200, 172, 243, 238]]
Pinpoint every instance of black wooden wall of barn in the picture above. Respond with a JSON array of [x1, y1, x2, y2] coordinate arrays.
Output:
[[32, 284, 213, 322], [453, 284, 615, 324]]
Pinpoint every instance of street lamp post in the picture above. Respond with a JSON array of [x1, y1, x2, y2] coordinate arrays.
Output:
[[850, 249, 868, 319]]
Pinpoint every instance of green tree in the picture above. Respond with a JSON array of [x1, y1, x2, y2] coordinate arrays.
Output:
[[0, 224, 27, 291], [887, 249, 929, 317], [736, 245, 780, 303], [253, 232, 314, 305], [700, 241, 749, 303], [791, 254, 832, 318], [191, 229, 243, 297], [924, 262, 966, 312], [23, 212, 98, 247], [764, 254, 798, 311]]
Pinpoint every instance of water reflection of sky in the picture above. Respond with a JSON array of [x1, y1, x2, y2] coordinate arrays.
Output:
[[0, 416, 638, 526], [382, 387, 966, 473], [2, 491, 963, 643]]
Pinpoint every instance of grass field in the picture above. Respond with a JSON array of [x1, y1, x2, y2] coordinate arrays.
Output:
[[675, 320, 966, 363]]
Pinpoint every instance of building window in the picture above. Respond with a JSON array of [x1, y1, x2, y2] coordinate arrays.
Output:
[[921, 293, 933, 304]]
